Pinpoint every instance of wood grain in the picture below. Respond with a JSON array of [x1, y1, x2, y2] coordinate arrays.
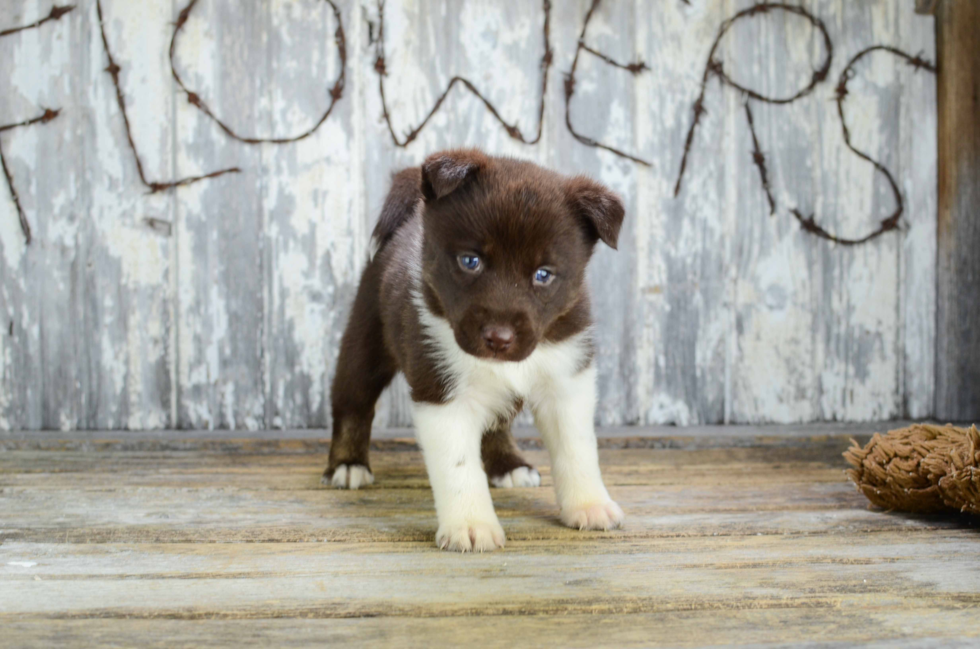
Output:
[[3, 613, 980, 649], [1, 431, 978, 647], [0, 1, 940, 429]]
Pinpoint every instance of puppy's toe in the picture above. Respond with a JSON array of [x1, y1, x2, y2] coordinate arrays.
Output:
[[322, 464, 374, 490], [436, 518, 506, 553], [490, 466, 541, 488], [561, 500, 624, 531]]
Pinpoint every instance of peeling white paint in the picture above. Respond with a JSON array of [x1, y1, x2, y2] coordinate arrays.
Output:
[[0, 0, 938, 429]]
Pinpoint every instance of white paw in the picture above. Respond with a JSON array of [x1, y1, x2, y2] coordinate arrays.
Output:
[[561, 500, 624, 531], [490, 466, 541, 488], [436, 517, 506, 553], [323, 464, 374, 490]]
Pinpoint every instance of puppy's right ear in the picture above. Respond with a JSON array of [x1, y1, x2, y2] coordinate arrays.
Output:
[[564, 176, 625, 250], [420, 149, 489, 201]]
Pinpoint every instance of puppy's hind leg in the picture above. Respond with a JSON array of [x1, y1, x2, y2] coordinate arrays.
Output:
[[482, 411, 541, 488], [323, 263, 396, 489]]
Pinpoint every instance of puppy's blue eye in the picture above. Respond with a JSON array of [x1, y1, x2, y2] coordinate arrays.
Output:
[[533, 268, 554, 286], [458, 254, 482, 272]]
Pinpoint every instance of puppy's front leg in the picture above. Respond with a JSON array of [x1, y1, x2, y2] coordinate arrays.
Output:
[[413, 402, 506, 552], [533, 364, 624, 530]]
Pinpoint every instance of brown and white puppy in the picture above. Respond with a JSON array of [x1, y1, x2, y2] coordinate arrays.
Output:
[[324, 148, 625, 552]]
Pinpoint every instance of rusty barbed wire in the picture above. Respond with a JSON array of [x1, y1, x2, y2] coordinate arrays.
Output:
[[1, 5, 73, 245], [0, 4, 73, 38], [743, 101, 775, 215], [788, 45, 935, 246], [579, 44, 649, 75], [0, 109, 61, 245], [96, 0, 239, 193], [670, 2, 933, 246], [373, 0, 553, 147], [564, 0, 652, 166], [0, 109, 59, 136], [169, 0, 347, 145], [674, 2, 833, 197], [2, 0, 937, 251]]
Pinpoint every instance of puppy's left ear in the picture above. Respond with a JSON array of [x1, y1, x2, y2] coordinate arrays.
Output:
[[565, 176, 625, 250], [421, 149, 489, 201]]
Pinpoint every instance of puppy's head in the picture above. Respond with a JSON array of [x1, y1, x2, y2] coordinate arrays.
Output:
[[418, 148, 624, 362]]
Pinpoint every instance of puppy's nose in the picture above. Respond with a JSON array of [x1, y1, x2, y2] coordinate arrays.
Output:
[[482, 325, 515, 352]]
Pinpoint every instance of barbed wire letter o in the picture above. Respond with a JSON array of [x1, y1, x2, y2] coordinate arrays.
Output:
[[169, 0, 347, 145]]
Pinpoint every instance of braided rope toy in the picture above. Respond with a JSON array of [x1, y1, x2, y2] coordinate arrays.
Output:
[[845, 424, 980, 515]]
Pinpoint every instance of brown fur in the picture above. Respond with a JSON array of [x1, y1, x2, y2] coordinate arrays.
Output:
[[480, 404, 534, 482], [324, 149, 624, 483]]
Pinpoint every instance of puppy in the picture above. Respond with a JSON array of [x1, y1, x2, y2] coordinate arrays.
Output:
[[323, 148, 625, 552]]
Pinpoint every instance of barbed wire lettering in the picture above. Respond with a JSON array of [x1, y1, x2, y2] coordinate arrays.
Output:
[[789, 45, 935, 246], [0, 4, 73, 38], [564, 0, 652, 166], [169, 0, 347, 145], [743, 101, 775, 215], [1, 1, 937, 250], [668, 2, 934, 245], [674, 3, 833, 197], [96, 0, 239, 193], [373, 0, 553, 147], [0, 109, 61, 244], [1, 5, 74, 244]]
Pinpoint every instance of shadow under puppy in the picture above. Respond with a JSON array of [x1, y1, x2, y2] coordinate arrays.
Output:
[[324, 148, 625, 552]]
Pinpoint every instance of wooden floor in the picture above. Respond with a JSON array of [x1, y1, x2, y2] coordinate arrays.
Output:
[[1, 424, 978, 648]]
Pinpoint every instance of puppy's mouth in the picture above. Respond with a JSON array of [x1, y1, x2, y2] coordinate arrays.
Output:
[[472, 347, 535, 363], [483, 348, 531, 363]]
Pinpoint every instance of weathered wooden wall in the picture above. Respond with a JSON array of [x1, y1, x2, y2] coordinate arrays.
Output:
[[0, 0, 937, 430]]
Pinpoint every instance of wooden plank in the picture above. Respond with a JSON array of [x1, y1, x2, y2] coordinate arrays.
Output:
[[634, 0, 730, 425], [935, 0, 980, 421], [727, 0, 823, 422], [262, 0, 358, 430], [0, 445, 859, 487], [1, 488, 965, 544], [172, 0, 267, 429], [0, 458, 853, 485], [816, 1, 904, 422], [1, 533, 978, 618], [900, 5, 939, 419], [1, 448, 972, 544], [556, 0, 645, 425], [3, 612, 979, 649], [0, 420, 904, 447]]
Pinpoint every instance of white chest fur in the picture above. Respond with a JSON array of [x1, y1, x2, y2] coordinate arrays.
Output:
[[409, 295, 620, 552], [415, 293, 591, 426]]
